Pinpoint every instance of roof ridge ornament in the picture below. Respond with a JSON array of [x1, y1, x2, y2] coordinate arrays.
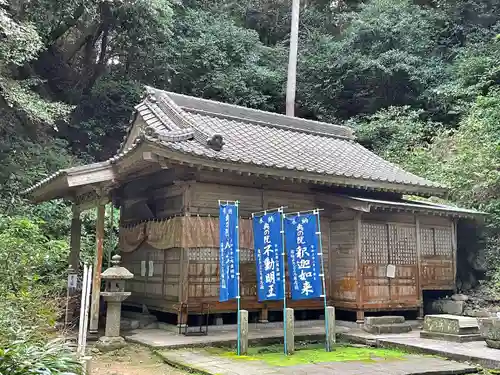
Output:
[[142, 126, 194, 142], [148, 87, 224, 151], [207, 134, 224, 151]]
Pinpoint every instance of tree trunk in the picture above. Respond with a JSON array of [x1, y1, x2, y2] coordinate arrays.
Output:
[[47, 3, 86, 45]]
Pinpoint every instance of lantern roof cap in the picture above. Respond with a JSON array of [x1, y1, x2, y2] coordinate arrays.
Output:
[[101, 255, 134, 280]]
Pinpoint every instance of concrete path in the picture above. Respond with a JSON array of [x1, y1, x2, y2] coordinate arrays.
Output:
[[126, 324, 339, 349], [125, 321, 500, 369], [158, 349, 478, 375]]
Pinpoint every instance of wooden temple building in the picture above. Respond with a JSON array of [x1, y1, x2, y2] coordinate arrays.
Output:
[[23, 86, 483, 331]]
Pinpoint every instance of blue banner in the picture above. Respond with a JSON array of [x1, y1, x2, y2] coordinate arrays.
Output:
[[219, 203, 239, 302], [285, 214, 322, 300], [253, 212, 285, 301]]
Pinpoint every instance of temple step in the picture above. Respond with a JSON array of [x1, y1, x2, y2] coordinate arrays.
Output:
[[364, 322, 413, 334], [364, 316, 406, 325]]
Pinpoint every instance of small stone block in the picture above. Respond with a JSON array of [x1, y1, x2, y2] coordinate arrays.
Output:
[[486, 339, 500, 349], [238, 310, 249, 355], [326, 306, 336, 350], [451, 293, 469, 301], [81, 356, 92, 375], [285, 308, 295, 354], [423, 314, 479, 335], [95, 336, 127, 352], [430, 300, 465, 315], [365, 316, 405, 325], [420, 330, 482, 342], [479, 317, 500, 347], [464, 308, 491, 318], [364, 323, 412, 334]]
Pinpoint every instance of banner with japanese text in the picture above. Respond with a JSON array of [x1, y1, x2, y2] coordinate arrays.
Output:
[[284, 214, 322, 300], [252, 212, 284, 301], [219, 203, 239, 302]]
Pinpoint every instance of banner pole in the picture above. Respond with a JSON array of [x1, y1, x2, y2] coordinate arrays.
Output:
[[236, 200, 241, 356], [315, 209, 331, 352], [280, 208, 287, 355]]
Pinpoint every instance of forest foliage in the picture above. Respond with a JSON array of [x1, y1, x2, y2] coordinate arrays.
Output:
[[1, 0, 500, 368]]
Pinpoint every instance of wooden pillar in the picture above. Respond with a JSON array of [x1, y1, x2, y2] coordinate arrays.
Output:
[[415, 216, 423, 319], [177, 182, 191, 328], [178, 247, 189, 304], [69, 205, 82, 272], [259, 305, 269, 323], [89, 203, 106, 334], [451, 218, 458, 293], [354, 212, 364, 324]]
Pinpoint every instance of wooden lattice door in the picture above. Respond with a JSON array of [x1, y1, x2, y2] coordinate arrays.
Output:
[[387, 225, 418, 304], [361, 222, 418, 306]]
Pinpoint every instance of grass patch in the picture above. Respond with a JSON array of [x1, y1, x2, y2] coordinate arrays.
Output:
[[205, 343, 407, 367]]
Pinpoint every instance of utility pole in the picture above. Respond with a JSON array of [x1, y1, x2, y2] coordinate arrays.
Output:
[[285, 0, 300, 117]]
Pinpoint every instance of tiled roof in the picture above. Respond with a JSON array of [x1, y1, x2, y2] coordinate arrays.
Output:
[[21, 138, 144, 197], [23, 86, 447, 200], [139, 87, 444, 194], [344, 195, 485, 218], [21, 161, 110, 196]]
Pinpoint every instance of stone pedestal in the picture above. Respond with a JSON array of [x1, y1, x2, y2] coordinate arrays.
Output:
[[239, 310, 249, 355], [95, 336, 127, 352], [326, 306, 336, 350], [215, 315, 224, 326], [420, 314, 481, 342], [479, 317, 500, 349], [285, 308, 295, 354], [105, 301, 122, 337], [80, 356, 92, 375]]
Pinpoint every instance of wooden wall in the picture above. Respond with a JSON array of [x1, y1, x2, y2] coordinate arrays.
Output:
[[349, 211, 456, 316], [118, 168, 458, 319], [419, 215, 456, 290], [329, 211, 357, 305], [121, 244, 181, 313], [183, 182, 326, 313]]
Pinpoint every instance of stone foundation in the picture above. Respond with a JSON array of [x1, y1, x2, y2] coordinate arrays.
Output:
[[420, 314, 482, 342], [363, 316, 412, 335]]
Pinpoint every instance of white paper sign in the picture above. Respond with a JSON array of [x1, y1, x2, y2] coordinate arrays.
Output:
[[148, 261, 154, 277], [140, 261, 146, 277], [386, 264, 396, 278], [67, 274, 78, 289]]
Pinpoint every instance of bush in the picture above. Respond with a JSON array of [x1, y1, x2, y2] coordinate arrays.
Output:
[[0, 215, 82, 374], [0, 215, 69, 296], [0, 215, 69, 344], [0, 335, 83, 375]]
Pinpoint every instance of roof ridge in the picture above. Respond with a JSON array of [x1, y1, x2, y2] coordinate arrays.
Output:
[[163, 90, 354, 139], [182, 107, 353, 140]]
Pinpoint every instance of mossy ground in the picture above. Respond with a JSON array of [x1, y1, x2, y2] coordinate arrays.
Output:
[[205, 343, 408, 367]]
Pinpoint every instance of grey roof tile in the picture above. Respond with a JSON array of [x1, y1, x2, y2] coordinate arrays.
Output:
[[150, 107, 442, 190]]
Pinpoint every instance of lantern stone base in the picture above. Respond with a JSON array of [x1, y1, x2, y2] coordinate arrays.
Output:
[[95, 336, 127, 352], [479, 317, 500, 349], [486, 339, 500, 349]]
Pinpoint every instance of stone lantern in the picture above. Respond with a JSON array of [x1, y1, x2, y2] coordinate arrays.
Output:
[[96, 255, 134, 352]]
